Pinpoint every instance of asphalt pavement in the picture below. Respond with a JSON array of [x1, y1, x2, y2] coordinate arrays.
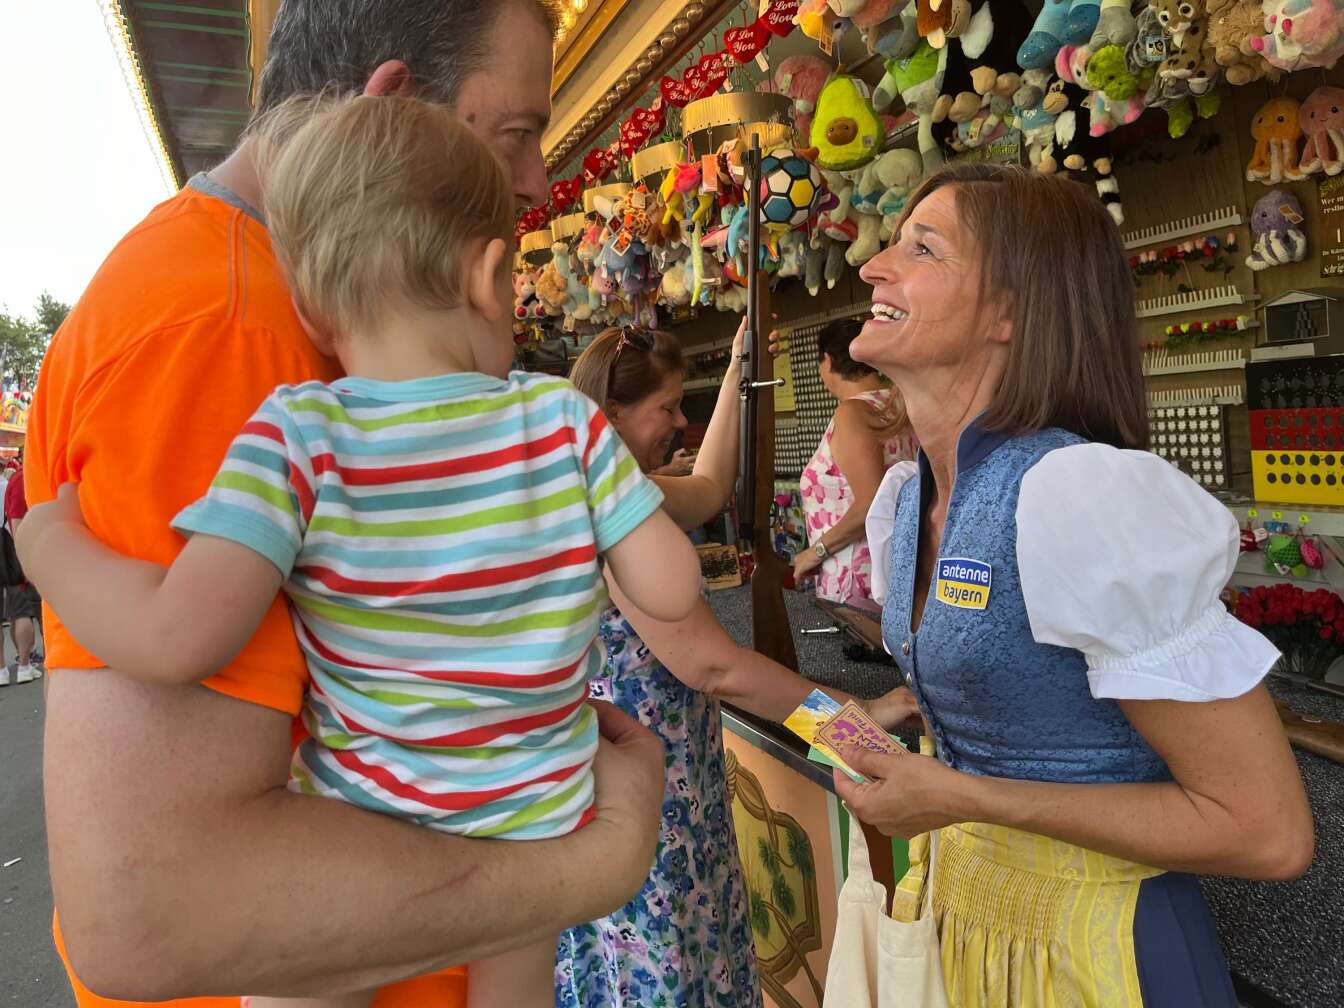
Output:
[[0, 679, 74, 1007]]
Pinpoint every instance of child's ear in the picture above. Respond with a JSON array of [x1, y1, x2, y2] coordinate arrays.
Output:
[[466, 238, 511, 323], [292, 298, 338, 357]]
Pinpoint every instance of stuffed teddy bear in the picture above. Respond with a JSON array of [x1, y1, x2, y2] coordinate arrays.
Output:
[[775, 55, 833, 139], [1157, 5, 1221, 92], [1205, 0, 1277, 82], [1245, 189, 1308, 269], [1252, 0, 1344, 71], [871, 148, 925, 241], [534, 259, 568, 320], [551, 243, 591, 325], [1299, 86, 1344, 175], [1246, 96, 1304, 182]]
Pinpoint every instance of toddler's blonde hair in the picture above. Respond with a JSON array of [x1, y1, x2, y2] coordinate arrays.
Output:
[[254, 93, 514, 338]]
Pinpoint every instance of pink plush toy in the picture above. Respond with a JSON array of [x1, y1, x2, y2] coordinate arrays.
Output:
[[1253, 0, 1344, 71], [775, 54, 833, 139], [1299, 85, 1344, 175], [847, 0, 906, 50]]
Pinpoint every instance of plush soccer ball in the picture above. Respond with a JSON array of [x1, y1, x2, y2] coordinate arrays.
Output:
[[760, 149, 823, 230]]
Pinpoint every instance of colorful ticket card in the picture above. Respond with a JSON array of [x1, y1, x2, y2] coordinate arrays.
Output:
[[817, 701, 904, 758], [783, 689, 869, 783]]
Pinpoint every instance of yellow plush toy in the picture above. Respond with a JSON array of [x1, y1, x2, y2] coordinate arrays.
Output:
[[809, 74, 888, 172]]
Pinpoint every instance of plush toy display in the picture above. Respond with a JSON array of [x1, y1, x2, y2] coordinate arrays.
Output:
[[1245, 189, 1308, 269], [1246, 96, 1304, 182], [1012, 68, 1063, 166], [774, 54, 833, 138], [1127, 6, 1221, 137], [1019, 0, 1071, 67], [872, 148, 926, 241], [1253, 0, 1344, 71], [1205, 0, 1277, 82], [1298, 85, 1344, 175], [811, 74, 888, 170]]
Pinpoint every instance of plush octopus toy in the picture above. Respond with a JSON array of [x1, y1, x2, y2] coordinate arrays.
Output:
[[1299, 85, 1344, 176], [1245, 189, 1308, 271], [1245, 96, 1303, 183]]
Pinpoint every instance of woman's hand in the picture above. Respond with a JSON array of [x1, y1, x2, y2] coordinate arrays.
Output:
[[652, 448, 697, 477], [833, 743, 970, 839], [729, 316, 782, 365], [792, 546, 821, 582], [16, 482, 85, 577], [864, 686, 921, 731]]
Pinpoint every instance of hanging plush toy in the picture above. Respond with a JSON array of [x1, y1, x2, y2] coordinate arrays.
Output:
[[775, 54, 833, 139], [1205, 0, 1277, 83], [869, 5, 922, 59], [1127, 7, 1220, 137], [760, 148, 826, 231], [1057, 44, 1143, 135], [1012, 68, 1062, 167], [874, 148, 926, 242], [1091, 0, 1140, 47], [1252, 0, 1344, 71], [1298, 86, 1344, 176], [1245, 96, 1303, 183], [1042, 79, 1125, 223], [1245, 189, 1308, 270], [811, 74, 888, 171], [874, 41, 948, 172]]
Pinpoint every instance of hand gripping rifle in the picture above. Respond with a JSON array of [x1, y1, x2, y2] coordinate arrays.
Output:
[[737, 136, 798, 675]]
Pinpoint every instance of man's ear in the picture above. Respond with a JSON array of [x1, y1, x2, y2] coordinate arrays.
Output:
[[364, 60, 414, 98], [466, 238, 511, 323], [292, 298, 338, 357]]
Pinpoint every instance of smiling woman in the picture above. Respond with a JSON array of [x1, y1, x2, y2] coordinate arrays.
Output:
[[841, 163, 1314, 1008]]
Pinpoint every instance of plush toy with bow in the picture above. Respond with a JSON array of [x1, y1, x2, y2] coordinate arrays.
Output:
[[1245, 189, 1308, 269], [1246, 96, 1303, 182], [1298, 85, 1344, 175]]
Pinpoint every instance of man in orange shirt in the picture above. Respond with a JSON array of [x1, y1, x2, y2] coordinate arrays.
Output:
[[26, 2, 664, 1006]]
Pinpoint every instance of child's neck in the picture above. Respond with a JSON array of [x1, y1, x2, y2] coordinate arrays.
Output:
[[338, 306, 503, 383]]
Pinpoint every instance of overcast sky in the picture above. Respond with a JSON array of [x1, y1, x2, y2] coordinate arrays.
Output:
[[0, 1, 174, 319]]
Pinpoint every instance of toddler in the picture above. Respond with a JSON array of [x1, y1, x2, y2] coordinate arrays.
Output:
[[20, 94, 701, 1007]]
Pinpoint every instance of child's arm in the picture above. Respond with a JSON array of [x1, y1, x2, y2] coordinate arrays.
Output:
[[603, 508, 701, 623], [19, 483, 284, 684]]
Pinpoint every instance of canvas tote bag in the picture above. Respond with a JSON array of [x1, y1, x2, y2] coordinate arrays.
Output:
[[823, 818, 948, 1007]]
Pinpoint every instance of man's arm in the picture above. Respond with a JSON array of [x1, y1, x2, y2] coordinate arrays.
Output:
[[49, 672, 664, 1000]]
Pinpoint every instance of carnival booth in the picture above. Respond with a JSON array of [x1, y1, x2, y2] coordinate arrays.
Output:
[[105, 0, 1344, 1002], [519, 2, 1344, 1006]]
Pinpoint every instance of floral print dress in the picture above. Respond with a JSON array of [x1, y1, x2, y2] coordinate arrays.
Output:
[[555, 605, 761, 1008], [799, 388, 916, 606]]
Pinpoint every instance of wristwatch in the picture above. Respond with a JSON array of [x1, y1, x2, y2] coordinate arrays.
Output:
[[813, 540, 830, 560]]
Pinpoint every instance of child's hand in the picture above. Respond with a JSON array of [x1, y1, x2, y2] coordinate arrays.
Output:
[[17, 482, 86, 573]]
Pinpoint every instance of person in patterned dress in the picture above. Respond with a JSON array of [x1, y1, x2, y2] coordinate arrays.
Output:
[[560, 325, 916, 1008], [794, 319, 917, 609]]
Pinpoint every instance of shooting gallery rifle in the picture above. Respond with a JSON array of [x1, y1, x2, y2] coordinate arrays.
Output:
[[736, 135, 797, 675], [735, 139, 898, 899]]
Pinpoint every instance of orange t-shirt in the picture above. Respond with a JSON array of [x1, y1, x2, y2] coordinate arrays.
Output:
[[29, 182, 467, 1008]]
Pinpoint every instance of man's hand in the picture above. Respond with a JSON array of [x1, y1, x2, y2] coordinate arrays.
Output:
[[833, 743, 968, 839], [586, 701, 665, 893], [730, 316, 783, 362]]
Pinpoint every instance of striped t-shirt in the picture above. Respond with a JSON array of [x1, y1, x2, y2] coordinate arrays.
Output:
[[173, 370, 663, 840]]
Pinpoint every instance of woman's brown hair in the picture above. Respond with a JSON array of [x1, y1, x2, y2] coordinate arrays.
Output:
[[818, 318, 911, 442], [896, 163, 1147, 450], [569, 326, 685, 410]]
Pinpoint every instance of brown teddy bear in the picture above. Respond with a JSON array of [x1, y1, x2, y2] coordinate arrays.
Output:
[[1204, 0, 1277, 85]]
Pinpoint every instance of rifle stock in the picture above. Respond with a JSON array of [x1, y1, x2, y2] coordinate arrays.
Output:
[[737, 138, 798, 674]]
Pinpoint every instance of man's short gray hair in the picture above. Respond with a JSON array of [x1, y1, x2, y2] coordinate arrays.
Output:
[[254, 0, 560, 118]]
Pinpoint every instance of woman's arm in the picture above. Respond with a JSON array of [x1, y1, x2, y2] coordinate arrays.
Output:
[[835, 683, 1314, 881], [605, 572, 918, 727], [19, 484, 282, 684], [651, 320, 747, 530], [794, 400, 889, 581]]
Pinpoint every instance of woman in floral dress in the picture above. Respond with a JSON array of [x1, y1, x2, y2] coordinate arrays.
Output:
[[794, 319, 916, 609], [558, 325, 914, 1007]]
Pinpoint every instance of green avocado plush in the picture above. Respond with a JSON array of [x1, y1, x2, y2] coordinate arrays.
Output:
[[810, 74, 887, 172]]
